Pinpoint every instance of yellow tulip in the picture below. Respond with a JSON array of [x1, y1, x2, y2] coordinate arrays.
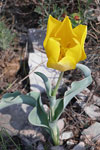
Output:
[[43, 15, 87, 72]]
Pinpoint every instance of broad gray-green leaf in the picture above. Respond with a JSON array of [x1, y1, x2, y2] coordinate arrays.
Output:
[[0, 91, 40, 110], [28, 95, 49, 129], [64, 64, 92, 108], [53, 98, 63, 121], [35, 72, 51, 97], [1, 91, 21, 101], [27, 91, 40, 101], [49, 121, 59, 145], [53, 64, 92, 121]]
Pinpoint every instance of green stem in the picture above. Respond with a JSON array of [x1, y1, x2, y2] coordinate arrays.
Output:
[[49, 72, 64, 145], [52, 72, 64, 97]]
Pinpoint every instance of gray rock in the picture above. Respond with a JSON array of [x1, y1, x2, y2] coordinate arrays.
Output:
[[27, 28, 46, 53], [0, 104, 45, 145], [93, 95, 100, 106], [73, 142, 86, 150], [57, 119, 65, 133], [60, 131, 74, 140], [51, 145, 65, 150], [43, 104, 49, 113], [76, 88, 90, 102], [20, 135, 33, 148], [37, 142, 44, 150], [0, 104, 31, 135], [82, 122, 100, 141], [67, 139, 75, 146], [84, 104, 100, 120], [19, 125, 45, 143]]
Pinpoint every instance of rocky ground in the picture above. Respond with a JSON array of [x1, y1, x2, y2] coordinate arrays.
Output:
[[0, 0, 100, 150]]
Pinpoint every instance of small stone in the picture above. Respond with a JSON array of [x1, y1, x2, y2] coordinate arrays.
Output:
[[82, 122, 100, 141], [84, 104, 100, 120], [77, 88, 90, 101], [20, 126, 45, 142], [37, 142, 44, 150], [20, 136, 33, 147], [57, 119, 65, 133], [60, 131, 74, 140], [93, 95, 100, 106], [67, 139, 75, 146], [77, 93, 87, 101], [72, 142, 86, 150], [97, 15, 100, 22], [43, 104, 49, 113], [51, 145, 65, 150]]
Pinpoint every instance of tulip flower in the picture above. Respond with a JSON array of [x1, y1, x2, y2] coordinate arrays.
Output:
[[43, 15, 87, 72]]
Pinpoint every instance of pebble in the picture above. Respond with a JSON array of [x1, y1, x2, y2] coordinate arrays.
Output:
[[93, 95, 100, 106], [51, 145, 65, 150], [72, 142, 86, 150], [84, 104, 100, 120], [60, 131, 74, 140], [82, 122, 100, 141], [57, 118, 65, 133], [37, 142, 44, 150], [67, 139, 76, 146]]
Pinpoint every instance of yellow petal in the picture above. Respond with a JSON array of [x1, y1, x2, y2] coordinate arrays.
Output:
[[45, 37, 60, 62], [47, 56, 76, 72], [80, 47, 87, 61], [58, 56, 76, 71], [43, 15, 61, 48], [65, 43, 82, 63], [55, 16, 76, 47], [65, 38, 79, 49], [73, 24, 87, 44], [73, 25, 87, 60]]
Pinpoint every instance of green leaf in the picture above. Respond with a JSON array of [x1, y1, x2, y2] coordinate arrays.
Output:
[[1, 91, 21, 101], [27, 91, 40, 101], [49, 121, 59, 145], [53, 64, 92, 121], [0, 21, 15, 50], [88, 0, 93, 4], [28, 95, 49, 129], [0, 91, 40, 110], [53, 98, 63, 121], [34, 6, 43, 15], [64, 63, 92, 108], [35, 72, 51, 97]]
